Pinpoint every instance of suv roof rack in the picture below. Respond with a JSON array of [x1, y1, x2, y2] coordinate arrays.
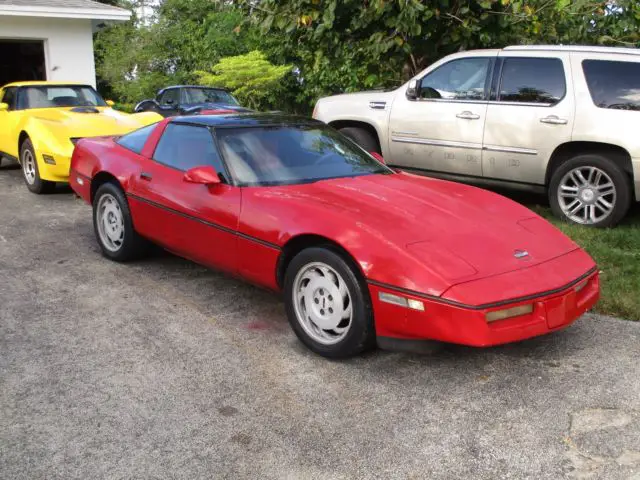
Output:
[[504, 45, 640, 56]]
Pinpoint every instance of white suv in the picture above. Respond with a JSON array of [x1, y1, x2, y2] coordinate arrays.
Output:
[[313, 45, 640, 227]]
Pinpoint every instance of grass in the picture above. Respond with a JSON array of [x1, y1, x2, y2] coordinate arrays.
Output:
[[509, 192, 640, 321]]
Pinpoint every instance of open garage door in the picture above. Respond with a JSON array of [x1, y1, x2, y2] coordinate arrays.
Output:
[[0, 40, 46, 86]]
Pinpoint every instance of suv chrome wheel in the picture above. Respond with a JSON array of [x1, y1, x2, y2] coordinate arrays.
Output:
[[557, 166, 616, 225], [292, 261, 353, 345], [96, 193, 125, 252]]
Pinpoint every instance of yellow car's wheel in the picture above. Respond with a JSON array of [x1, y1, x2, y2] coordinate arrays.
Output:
[[21, 138, 55, 194]]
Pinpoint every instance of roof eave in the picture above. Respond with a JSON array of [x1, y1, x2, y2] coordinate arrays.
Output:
[[0, 5, 131, 21]]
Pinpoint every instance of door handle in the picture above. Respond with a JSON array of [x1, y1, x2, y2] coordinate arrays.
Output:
[[140, 172, 153, 181], [456, 111, 480, 120], [540, 115, 568, 125]]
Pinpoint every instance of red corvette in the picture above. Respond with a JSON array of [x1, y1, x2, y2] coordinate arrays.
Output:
[[69, 113, 599, 358]]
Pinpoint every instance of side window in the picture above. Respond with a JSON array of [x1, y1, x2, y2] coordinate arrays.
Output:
[[583, 60, 640, 111], [116, 123, 157, 154], [159, 89, 180, 106], [419, 57, 492, 101], [153, 123, 225, 174], [499, 58, 566, 104], [1, 87, 17, 110]]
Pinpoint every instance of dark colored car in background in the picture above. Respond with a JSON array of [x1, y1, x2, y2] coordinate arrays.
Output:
[[134, 85, 251, 117]]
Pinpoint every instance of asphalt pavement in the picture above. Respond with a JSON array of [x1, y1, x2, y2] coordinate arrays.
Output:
[[1, 164, 638, 479]]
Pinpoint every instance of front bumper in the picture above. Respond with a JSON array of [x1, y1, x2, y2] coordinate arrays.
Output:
[[370, 269, 599, 348]]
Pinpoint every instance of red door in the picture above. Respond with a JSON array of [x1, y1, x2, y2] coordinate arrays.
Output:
[[127, 123, 241, 275]]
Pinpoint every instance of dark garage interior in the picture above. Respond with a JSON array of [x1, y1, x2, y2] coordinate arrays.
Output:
[[0, 40, 46, 86]]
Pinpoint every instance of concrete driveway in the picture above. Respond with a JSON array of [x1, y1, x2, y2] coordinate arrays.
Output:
[[0, 165, 639, 480]]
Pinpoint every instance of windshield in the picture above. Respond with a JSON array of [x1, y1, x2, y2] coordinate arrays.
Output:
[[216, 125, 392, 187], [20, 85, 107, 109], [183, 88, 239, 105]]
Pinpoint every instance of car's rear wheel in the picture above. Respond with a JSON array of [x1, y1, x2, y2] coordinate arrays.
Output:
[[549, 153, 631, 228], [93, 182, 148, 262], [21, 139, 55, 194], [284, 247, 375, 358], [338, 127, 380, 154]]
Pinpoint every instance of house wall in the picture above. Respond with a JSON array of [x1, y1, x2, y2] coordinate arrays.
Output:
[[0, 16, 96, 86]]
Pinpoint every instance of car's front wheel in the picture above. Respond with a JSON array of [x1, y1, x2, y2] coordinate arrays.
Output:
[[20, 139, 55, 194], [284, 247, 376, 358], [93, 182, 148, 262], [549, 153, 631, 228]]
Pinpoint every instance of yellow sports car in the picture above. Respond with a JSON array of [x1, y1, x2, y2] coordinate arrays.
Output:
[[0, 81, 162, 193]]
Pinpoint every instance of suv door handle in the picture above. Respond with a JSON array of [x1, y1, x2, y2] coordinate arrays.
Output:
[[140, 172, 153, 181], [456, 111, 480, 120], [540, 115, 568, 125]]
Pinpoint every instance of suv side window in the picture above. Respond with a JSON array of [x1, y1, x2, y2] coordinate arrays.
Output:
[[153, 123, 225, 175], [583, 60, 640, 111], [1, 87, 17, 110], [419, 57, 492, 101], [498, 57, 566, 104], [158, 89, 180, 106]]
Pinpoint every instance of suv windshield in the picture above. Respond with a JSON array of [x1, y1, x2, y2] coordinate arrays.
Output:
[[183, 87, 239, 105], [583, 60, 640, 111], [20, 85, 107, 109], [216, 125, 392, 186]]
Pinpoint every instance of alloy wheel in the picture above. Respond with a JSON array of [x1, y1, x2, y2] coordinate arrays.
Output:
[[96, 193, 125, 252], [557, 166, 616, 225], [22, 150, 36, 185], [292, 261, 353, 345]]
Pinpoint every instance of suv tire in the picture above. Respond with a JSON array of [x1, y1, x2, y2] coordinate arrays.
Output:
[[549, 153, 631, 228], [338, 127, 380, 154]]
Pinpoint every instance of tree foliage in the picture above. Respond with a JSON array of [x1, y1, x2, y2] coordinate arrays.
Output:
[[195, 51, 292, 110], [95, 0, 261, 103], [238, 0, 640, 106], [95, 0, 640, 112]]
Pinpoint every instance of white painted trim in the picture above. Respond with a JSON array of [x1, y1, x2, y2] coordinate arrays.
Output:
[[0, 5, 131, 21]]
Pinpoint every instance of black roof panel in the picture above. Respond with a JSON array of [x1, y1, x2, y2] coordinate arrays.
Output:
[[170, 112, 323, 128]]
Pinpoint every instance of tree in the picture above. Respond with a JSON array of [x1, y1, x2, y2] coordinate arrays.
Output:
[[94, 0, 262, 103], [239, 0, 640, 107], [195, 51, 292, 110]]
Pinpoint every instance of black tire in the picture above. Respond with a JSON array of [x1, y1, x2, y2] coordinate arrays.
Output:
[[92, 182, 148, 262], [549, 153, 631, 228], [283, 246, 376, 358], [338, 127, 380, 154], [20, 138, 55, 194]]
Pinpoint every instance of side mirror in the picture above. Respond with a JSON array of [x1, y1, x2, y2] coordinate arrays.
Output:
[[165, 99, 174, 105], [0, 102, 8, 112], [406, 79, 419, 100], [106, 100, 115, 107], [370, 152, 385, 164], [183, 166, 221, 185]]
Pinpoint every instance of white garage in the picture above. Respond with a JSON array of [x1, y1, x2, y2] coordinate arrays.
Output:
[[0, 0, 130, 87]]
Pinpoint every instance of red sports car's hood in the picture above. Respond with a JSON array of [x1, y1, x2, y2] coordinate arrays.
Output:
[[271, 173, 578, 282]]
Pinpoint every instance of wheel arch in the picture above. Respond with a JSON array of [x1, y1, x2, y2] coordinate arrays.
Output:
[[546, 141, 633, 186], [328, 120, 382, 153], [90, 171, 123, 203], [18, 130, 30, 155], [276, 234, 365, 289]]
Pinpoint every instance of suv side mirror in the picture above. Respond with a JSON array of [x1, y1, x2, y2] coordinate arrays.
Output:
[[165, 99, 174, 105], [183, 166, 221, 185], [0, 102, 8, 112], [406, 79, 419, 100]]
